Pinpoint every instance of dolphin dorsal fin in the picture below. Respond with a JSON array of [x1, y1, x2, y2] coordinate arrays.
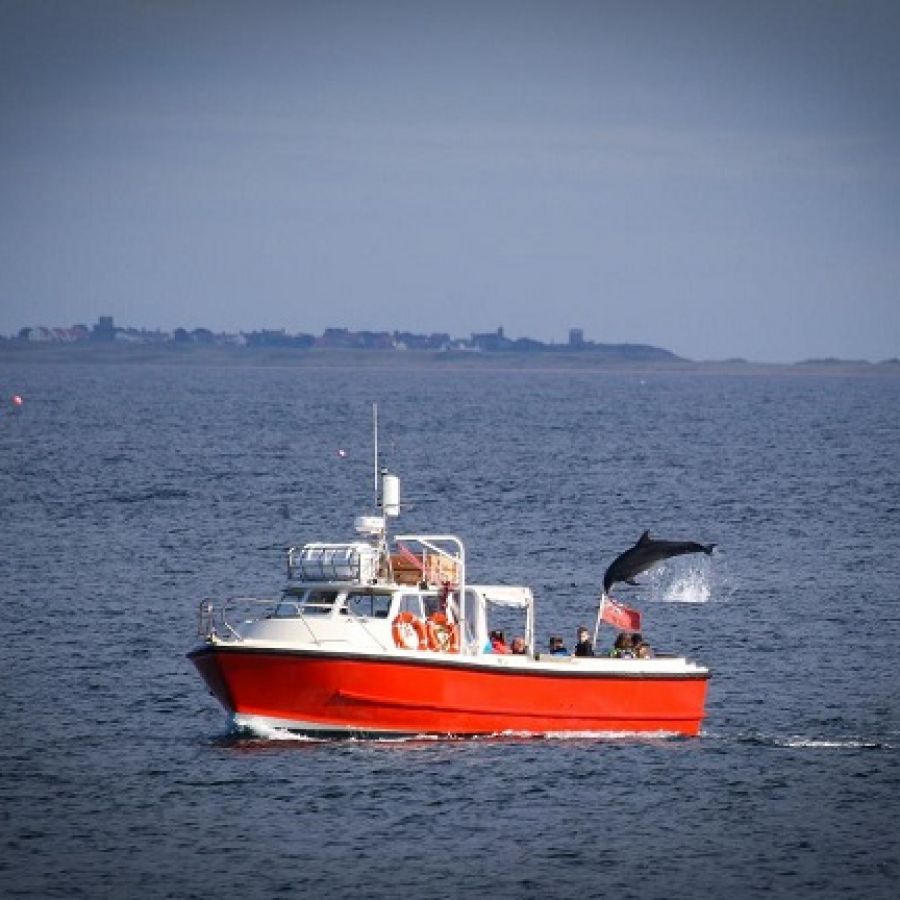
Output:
[[638, 530, 652, 545]]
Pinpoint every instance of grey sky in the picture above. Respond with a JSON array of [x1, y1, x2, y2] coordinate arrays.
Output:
[[2, 0, 898, 362]]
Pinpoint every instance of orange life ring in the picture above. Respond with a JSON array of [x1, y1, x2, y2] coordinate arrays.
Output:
[[426, 612, 460, 653], [391, 611, 428, 650]]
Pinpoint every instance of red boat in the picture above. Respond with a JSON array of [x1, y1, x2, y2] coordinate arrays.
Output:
[[188, 470, 709, 738]]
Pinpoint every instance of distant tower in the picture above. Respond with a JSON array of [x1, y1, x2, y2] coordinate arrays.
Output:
[[93, 316, 117, 342], [569, 328, 584, 348]]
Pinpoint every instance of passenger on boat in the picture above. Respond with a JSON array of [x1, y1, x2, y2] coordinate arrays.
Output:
[[635, 640, 654, 659], [574, 626, 594, 657], [510, 636, 527, 655], [490, 629, 511, 654], [610, 632, 635, 659], [548, 636, 569, 656]]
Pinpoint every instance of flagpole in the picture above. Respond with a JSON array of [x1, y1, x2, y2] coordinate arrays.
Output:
[[593, 593, 605, 649]]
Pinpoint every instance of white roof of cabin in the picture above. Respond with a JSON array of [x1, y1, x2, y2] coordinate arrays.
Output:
[[468, 585, 533, 609]]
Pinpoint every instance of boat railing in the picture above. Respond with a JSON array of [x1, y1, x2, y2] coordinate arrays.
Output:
[[196, 596, 276, 642], [394, 533, 469, 649], [393, 534, 464, 583]]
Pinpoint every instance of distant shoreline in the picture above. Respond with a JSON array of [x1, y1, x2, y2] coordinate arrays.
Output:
[[0, 342, 897, 376]]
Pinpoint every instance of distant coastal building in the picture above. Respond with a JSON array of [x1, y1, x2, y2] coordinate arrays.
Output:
[[316, 328, 394, 350], [245, 329, 313, 348], [394, 331, 452, 351], [569, 328, 584, 348], [470, 326, 510, 352], [17, 324, 90, 343], [92, 316, 117, 342]]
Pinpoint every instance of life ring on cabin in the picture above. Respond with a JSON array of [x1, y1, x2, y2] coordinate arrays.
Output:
[[426, 612, 460, 653], [391, 611, 429, 651]]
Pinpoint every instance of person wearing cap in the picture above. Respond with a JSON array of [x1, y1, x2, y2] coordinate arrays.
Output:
[[574, 625, 594, 657]]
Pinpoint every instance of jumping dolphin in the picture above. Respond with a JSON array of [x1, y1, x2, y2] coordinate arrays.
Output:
[[603, 531, 716, 593]]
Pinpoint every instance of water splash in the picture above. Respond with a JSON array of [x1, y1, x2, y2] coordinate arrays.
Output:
[[231, 716, 450, 744], [662, 569, 711, 603], [643, 560, 715, 603], [233, 719, 323, 742]]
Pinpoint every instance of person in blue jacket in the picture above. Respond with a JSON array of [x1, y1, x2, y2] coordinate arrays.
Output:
[[548, 635, 569, 655]]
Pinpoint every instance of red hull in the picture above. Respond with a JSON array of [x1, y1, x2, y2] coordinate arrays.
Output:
[[189, 646, 709, 736]]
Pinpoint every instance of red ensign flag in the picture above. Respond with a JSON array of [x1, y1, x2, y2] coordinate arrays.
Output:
[[600, 595, 642, 631]]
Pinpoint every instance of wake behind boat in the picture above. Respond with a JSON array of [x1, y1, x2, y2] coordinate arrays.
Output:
[[188, 460, 710, 738]]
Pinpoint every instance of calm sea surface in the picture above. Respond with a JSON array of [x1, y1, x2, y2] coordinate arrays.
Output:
[[1, 361, 898, 899]]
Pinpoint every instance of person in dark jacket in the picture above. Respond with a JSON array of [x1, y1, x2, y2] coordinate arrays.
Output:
[[574, 625, 594, 657]]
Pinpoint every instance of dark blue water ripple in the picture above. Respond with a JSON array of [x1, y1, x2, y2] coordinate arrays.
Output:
[[1, 363, 898, 899]]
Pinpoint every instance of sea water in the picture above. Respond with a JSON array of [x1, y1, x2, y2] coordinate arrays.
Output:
[[1, 361, 898, 899]]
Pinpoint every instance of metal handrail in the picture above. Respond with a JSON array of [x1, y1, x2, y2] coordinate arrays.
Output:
[[196, 596, 276, 642], [341, 609, 392, 652], [393, 533, 467, 652]]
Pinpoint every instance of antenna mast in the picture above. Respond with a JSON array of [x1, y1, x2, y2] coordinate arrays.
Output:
[[373, 402, 379, 509]]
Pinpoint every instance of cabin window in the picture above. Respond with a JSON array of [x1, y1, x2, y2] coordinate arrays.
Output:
[[302, 590, 339, 615], [398, 594, 425, 618], [422, 594, 443, 619], [462, 589, 481, 648], [275, 589, 338, 617], [273, 591, 303, 617], [344, 591, 392, 619]]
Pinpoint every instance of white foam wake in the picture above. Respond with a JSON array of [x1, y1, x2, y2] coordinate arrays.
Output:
[[722, 729, 895, 750], [778, 736, 891, 750], [232, 718, 323, 742]]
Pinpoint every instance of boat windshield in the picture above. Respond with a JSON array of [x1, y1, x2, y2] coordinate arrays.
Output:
[[274, 588, 339, 617], [342, 590, 392, 619], [397, 592, 443, 620]]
